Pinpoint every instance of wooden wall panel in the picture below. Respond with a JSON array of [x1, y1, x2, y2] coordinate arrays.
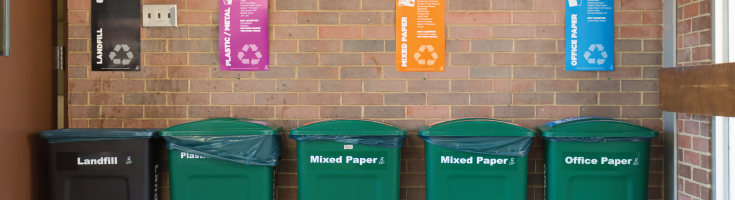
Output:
[[659, 64, 735, 116]]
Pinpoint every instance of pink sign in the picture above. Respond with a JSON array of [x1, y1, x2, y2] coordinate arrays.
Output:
[[219, 0, 269, 71]]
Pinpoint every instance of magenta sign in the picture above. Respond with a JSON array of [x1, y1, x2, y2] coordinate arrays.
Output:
[[219, 0, 269, 71]]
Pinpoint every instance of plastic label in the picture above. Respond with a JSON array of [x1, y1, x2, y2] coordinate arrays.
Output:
[[344, 145, 354, 150], [565, 0, 615, 71]]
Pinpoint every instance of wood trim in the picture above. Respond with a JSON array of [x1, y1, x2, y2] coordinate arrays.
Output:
[[659, 63, 735, 116]]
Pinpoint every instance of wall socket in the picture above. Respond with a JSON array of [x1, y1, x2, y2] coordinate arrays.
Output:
[[142, 5, 177, 27]]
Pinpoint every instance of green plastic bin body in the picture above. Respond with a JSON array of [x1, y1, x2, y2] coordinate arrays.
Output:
[[161, 118, 282, 200], [420, 118, 536, 200], [538, 117, 658, 200], [290, 119, 407, 200]]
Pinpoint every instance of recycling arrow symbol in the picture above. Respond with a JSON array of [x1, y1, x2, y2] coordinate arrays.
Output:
[[413, 45, 439, 66], [237, 44, 263, 65], [108, 44, 134, 65], [583, 44, 608, 65]]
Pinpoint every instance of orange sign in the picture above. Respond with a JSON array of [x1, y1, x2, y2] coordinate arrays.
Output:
[[396, 0, 445, 72]]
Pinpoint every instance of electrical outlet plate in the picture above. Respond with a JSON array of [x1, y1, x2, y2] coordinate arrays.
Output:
[[142, 4, 177, 27]]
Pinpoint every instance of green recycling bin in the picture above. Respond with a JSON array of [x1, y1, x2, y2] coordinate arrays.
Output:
[[538, 117, 658, 200], [419, 118, 536, 200], [160, 118, 282, 200], [289, 119, 407, 200]]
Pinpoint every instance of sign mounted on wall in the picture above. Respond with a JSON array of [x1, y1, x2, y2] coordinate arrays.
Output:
[[219, 0, 270, 71], [565, 0, 614, 71], [396, 0, 445, 72], [91, 0, 141, 71]]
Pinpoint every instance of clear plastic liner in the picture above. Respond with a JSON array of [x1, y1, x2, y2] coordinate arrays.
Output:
[[419, 136, 533, 157], [163, 135, 282, 166], [40, 129, 159, 143], [288, 135, 408, 148], [541, 136, 654, 143]]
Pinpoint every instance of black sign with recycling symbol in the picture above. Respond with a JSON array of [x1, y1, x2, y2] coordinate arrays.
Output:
[[91, 0, 140, 71]]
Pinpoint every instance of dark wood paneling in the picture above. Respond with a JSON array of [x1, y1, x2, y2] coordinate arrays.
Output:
[[659, 64, 735, 116]]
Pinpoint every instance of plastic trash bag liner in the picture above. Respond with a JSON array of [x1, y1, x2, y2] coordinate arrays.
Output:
[[419, 136, 532, 157], [289, 135, 407, 148], [542, 117, 657, 143], [41, 129, 159, 143], [164, 135, 281, 166]]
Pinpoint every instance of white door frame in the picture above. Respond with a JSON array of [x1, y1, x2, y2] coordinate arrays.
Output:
[[712, 0, 734, 199]]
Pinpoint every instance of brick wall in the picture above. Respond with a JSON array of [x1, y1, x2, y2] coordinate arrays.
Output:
[[676, 0, 712, 199], [67, 0, 665, 199]]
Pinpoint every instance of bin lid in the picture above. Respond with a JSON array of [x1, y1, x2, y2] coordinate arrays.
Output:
[[289, 119, 406, 136], [40, 129, 159, 142], [160, 118, 281, 136], [419, 118, 536, 137], [537, 117, 658, 138]]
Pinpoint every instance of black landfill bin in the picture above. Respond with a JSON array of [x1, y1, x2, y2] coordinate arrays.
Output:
[[40, 129, 160, 200]]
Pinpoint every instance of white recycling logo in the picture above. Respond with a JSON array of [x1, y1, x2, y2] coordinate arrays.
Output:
[[237, 44, 262, 65], [584, 44, 608, 65], [108, 44, 134, 65], [414, 45, 439, 66]]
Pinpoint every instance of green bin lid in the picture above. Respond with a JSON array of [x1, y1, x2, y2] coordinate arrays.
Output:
[[536, 117, 658, 138], [419, 118, 536, 137], [290, 119, 406, 136], [160, 118, 281, 136]]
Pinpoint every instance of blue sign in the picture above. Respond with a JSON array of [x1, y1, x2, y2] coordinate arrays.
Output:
[[565, 0, 614, 71]]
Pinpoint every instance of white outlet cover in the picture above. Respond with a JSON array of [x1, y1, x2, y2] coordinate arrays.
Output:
[[142, 4, 177, 27]]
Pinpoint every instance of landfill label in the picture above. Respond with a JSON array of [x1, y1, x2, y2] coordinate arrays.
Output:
[[396, 0, 445, 72], [220, 0, 270, 71], [57, 152, 137, 171], [566, 0, 615, 71]]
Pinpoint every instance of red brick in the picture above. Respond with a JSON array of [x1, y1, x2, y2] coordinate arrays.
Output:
[[341, 12, 381, 24], [692, 137, 710, 153], [408, 80, 450, 92], [167, 93, 209, 105], [178, 12, 211, 24], [168, 66, 210, 78], [615, 12, 642, 24], [468, 12, 511, 24], [276, 106, 319, 118], [450, 53, 493, 66], [255, 93, 298, 105], [536, 80, 577, 91], [494, 106, 535, 118], [451, 80, 493, 92], [270, 12, 297, 24], [232, 106, 275, 118], [364, 106, 405, 118], [537, 106, 579, 118], [494, 53, 534, 65], [297, 12, 339, 24], [276, 0, 318, 10], [298, 67, 339, 79], [535, 26, 565, 38], [69, 80, 101, 92], [103, 80, 145, 92], [320, 106, 361, 118], [275, 26, 318, 39], [68, 11, 88, 24], [68, 93, 88, 105], [452, 106, 493, 118], [365, 53, 395, 65], [126, 66, 167, 78], [513, 12, 555, 24], [470, 93, 513, 105], [428, 93, 469, 105], [123, 120, 167, 129], [683, 150, 700, 166], [407, 106, 450, 118], [580, 106, 621, 118], [190, 80, 232, 92], [682, 2, 700, 19], [600, 93, 641, 105], [494, 80, 534, 92], [299, 93, 341, 105], [320, 80, 362, 92], [343, 93, 383, 105], [277, 80, 318, 92], [68, 53, 90, 65], [362, 26, 395, 39], [189, 106, 231, 118], [234, 80, 276, 92], [448, 0, 491, 10], [385, 93, 426, 105], [493, 0, 533, 10], [449, 27, 492, 39], [101, 106, 143, 118], [684, 121, 700, 135], [89, 119, 123, 128], [147, 80, 188, 92], [557, 93, 598, 105], [682, 32, 699, 47], [319, 26, 361, 39], [362, 0, 395, 10], [123, 93, 166, 105], [69, 120, 89, 128], [320, 0, 360, 10], [69, 106, 100, 118], [322, 53, 362, 65], [365, 80, 406, 92], [600, 67, 642, 79], [692, 46, 711, 61], [534, 0, 565, 10], [515, 40, 556, 52], [643, 11, 663, 24], [341, 67, 382, 79], [513, 93, 554, 105], [145, 106, 187, 118], [621, 106, 662, 118], [146, 53, 187, 65], [621, 0, 662, 10], [212, 93, 255, 105], [620, 26, 662, 38], [426, 67, 469, 79], [493, 26, 534, 38], [298, 40, 340, 52]]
